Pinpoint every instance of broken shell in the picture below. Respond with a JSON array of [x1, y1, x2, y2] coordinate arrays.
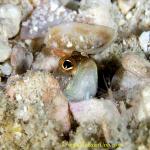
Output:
[[45, 0, 117, 55], [0, 4, 21, 38], [45, 23, 116, 55], [57, 54, 98, 101]]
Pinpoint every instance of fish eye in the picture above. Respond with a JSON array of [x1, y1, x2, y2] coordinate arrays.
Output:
[[62, 59, 73, 70]]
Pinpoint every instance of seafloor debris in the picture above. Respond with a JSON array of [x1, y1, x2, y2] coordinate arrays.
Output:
[[0, 0, 150, 149], [139, 31, 150, 54], [0, 39, 12, 63]]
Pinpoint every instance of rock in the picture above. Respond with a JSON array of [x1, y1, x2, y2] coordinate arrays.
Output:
[[6, 71, 71, 132], [69, 99, 120, 125], [11, 44, 33, 74], [121, 52, 150, 78], [137, 84, 150, 121], [69, 99, 132, 147], [0, 62, 12, 76], [0, 4, 21, 38], [139, 31, 150, 53], [0, 40, 12, 62], [32, 52, 59, 72], [118, 0, 136, 14]]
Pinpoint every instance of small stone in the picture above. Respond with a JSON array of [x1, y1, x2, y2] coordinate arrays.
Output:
[[126, 12, 132, 20], [69, 99, 120, 125], [6, 71, 71, 132], [0, 4, 22, 38], [137, 84, 150, 121], [0, 63, 12, 76], [32, 52, 59, 72], [0, 40, 12, 62], [69, 99, 131, 146], [139, 31, 150, 53], [118, 0, 136, 14]]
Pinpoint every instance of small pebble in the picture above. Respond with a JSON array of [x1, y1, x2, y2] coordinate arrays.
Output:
[[0, 40, 12, 63], [139, 31, 150, 53], [118, 0, 136, 14], [0, 63, 12, 76], [0, 4, 21, 38]]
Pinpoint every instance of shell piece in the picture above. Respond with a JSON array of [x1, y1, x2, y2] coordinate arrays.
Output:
[[45, 23, 115, 55], [45, 0, 117, 55], [0, 4, 21, 38]]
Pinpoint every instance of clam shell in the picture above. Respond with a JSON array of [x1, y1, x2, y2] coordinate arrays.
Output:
[[45, 22, 116, 55]]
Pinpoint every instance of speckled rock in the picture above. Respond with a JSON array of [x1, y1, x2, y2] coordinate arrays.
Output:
[[6, 71, 71, 132]]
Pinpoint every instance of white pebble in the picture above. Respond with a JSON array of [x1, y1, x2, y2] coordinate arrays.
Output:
[[138, 85, 150, 121], [0, 4, 21, 38], [0, 40, 12, 62], [139, 31, 150, 53], [0, 63, 12, 76]]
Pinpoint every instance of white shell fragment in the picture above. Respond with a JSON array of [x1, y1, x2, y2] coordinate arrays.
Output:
[[0, 40, 12, 62], [139, 31, 150, 53], [44, 0, 117, 55], [0, 4, 21, 38], [45, 23, 116, 55]]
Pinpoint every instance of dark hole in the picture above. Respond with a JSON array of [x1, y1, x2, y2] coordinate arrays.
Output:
[[96, 56, 122, 98], [63, 60, 73, 70], [65, 1, 80, 12]]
